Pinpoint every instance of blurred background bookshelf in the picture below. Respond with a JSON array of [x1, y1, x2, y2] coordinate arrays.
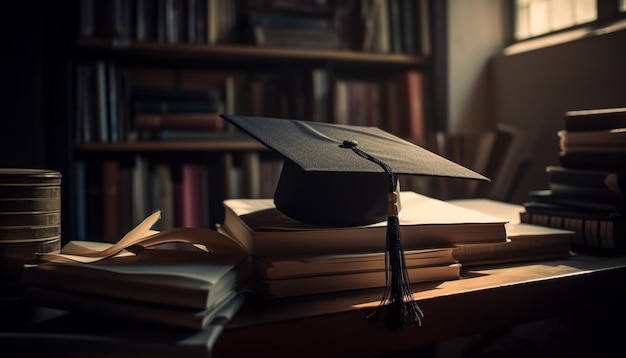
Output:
[[65, 0, 436, 243], [7, 0, 624, 246]]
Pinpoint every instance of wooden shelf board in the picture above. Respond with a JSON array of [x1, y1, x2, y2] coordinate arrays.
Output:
[[77, 38, 429, 67], [74, 140, 268, 153]]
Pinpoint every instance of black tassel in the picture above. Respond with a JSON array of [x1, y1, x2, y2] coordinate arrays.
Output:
[[340, 140, 423, 330], [367, 192, 423, 330]]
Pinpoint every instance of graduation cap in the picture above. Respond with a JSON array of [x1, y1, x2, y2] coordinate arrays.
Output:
[[221, 114, 489, 329]]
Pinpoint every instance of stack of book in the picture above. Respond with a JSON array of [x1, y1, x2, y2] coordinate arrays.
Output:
[[20, 211, 248, 334], [218, 191, 510, 298], [131, 86, 226, 140], [448, 198, 573, 266], [521, 108, 626, 250]]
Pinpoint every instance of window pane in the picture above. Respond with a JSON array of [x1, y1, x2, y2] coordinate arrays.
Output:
[[514, 0, 601, 40], [551, 0, 575, 30], [529, 0, 550, 36], [573, 0, 596, 24], [516, 5, 531, 39]]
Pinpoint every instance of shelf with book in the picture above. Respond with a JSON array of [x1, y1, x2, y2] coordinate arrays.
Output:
[[67, 0, 435, 243], [74, 139, 268, 153], [76, 38, 429, 68]]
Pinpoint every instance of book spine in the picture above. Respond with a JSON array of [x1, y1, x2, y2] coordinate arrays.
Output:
[[101, 160, 120, 243], [181, 163, 204, 227], [520, 211, 622, 250], [134, 113, 225, 130], [405, 70, 425, 143]]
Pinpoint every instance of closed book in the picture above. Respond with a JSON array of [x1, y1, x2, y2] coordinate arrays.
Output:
[[529, 189, 624, 213], [522, 201, 621, 220], [558, 151, 626, 171], [24, 287, 240, 331], [253, 263, 461, 298], [564, 107, 626, 132], [2, 292, 243, 356], [220, 191, 507, 258], [448, 199, 573, 266], [546, 165, 625, 196], [250, 247, 457, 280], [520, 210, 625, 250], [558, 128, 626, 153], [520, 201, 625, 250]]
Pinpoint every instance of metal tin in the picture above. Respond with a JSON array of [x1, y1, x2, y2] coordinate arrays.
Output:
[[0, 169, 61, 300]]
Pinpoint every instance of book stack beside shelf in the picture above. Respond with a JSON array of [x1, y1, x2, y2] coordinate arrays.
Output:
[[217, 191, 510, 298], [448, 198, 573, 267], [521, 107, 626, 251], [20, 211, 248, 336]]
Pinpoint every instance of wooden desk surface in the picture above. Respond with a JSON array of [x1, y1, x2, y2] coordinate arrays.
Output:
[[2, 253, 626, 357], [214, 253, 626, 357]]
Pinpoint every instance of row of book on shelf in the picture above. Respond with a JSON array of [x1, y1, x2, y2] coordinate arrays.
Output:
[[78, 0, 431, 54], [520, 107, 625, 250], [73, 153, 284, 243], [74, 62, 428, 144]]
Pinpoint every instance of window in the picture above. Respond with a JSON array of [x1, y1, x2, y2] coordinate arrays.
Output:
[[514, 0, 626, 40]]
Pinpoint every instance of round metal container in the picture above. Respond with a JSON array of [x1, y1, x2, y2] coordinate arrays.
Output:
[[0, 169, 62, 301]]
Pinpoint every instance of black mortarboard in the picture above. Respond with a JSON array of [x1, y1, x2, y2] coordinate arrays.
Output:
[[220, 114, 489, 329]]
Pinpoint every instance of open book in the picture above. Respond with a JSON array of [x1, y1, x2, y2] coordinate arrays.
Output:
[[21, 210, 248, 330], [22, 246, 244, 310]]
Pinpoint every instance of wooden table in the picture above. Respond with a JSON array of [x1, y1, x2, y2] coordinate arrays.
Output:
[[215, 252, 626, 357], [2, 253, 626, 357]]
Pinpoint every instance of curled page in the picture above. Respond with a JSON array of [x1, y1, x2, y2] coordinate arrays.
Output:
[[37, 210, 247, 264]]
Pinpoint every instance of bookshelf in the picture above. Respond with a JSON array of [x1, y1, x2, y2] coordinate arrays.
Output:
[[67, 0, 434, 243]]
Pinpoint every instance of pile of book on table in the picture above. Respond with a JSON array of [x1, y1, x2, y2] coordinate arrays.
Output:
[[218, 191, 574, 299], [20, 210, 248, 337], [521, 107, 625, 251]]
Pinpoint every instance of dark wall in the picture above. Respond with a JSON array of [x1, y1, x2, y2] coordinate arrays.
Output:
[[490, 28, 626, 203], [0, 1, 74, 172], [1, 2, 47, 168]]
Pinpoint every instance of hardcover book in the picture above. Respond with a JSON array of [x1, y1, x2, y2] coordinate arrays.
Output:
[[564, 107, 626, 132], [220, 191, 508, 258], [252, 263, 461, 298], [448, 198, 573, 266], [21, 211, 249, 329]]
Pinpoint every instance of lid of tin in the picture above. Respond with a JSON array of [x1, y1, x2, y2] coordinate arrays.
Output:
[[0, 169, 61, 186]]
